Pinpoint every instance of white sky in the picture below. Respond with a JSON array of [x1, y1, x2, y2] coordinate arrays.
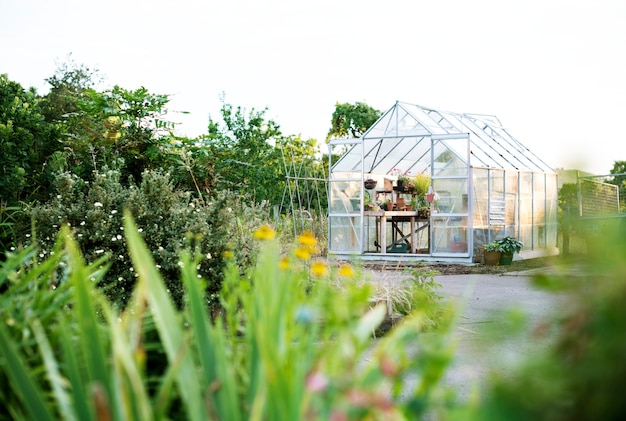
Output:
[[2, 0, 625, 174]]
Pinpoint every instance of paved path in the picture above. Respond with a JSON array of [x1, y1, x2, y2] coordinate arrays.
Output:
[[436, 272, 566, 400]]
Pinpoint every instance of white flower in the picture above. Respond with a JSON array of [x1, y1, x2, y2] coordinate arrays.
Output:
[[206, 252, 212, 259], [116, 235, 122, 240], [95, 249, 104, 254], [57, 195, 62, 199], [94, 202, 103, 207], [111, 209, 117, 214], [112, 237, 117, 241], [137, 228, 143, 233], [80, 221, 86, 226]]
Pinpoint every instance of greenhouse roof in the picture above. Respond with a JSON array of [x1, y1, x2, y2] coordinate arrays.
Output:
[[332, 101, 555, 175]]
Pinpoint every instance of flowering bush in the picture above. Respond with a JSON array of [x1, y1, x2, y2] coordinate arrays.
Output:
[[21, 169, 268, 308]]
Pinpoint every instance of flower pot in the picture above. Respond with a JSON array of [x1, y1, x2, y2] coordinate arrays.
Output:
[[484, 250, 501, 266], [396, 197, 406, 210], [499, 252, 514, 266]]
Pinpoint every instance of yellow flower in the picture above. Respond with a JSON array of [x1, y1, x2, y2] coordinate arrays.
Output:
[[254, 224, 276, 240], [298, 230, 317, 247], [222, 250, 234, 259], [337, 264, 355, 278], [279, 256, 290, 270], [311, 261, 329, 277], [295, 247, 311, 260]]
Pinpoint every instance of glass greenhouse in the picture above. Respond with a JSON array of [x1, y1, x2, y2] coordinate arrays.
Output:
[[327, 101, 558, 262]]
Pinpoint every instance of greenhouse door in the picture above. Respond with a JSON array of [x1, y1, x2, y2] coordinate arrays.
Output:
[[327, 139, 364, 255], [430, 134, 471, 257]]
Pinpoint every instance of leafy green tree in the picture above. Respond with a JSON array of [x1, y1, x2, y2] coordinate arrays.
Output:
[[0, 74, 61, 204], [39, 55, 102, 123], [59, 85, 173, 182], [0, 74, 64, 254], [326, 101, 382, 140], [205, 101, 285, 204], [607, 160, 626, 211]]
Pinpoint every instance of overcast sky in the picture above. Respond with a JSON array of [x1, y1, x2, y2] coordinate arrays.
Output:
[[2, 0, 625, 174]]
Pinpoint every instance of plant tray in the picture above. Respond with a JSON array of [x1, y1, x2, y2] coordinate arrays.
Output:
[[388, 243, 409, 253]]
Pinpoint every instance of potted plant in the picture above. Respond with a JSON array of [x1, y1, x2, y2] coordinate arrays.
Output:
[[483, 241, 502, 266], [412, 173, 431, 197], [364, 178, 377, 190], [494, 236, 523, 265]]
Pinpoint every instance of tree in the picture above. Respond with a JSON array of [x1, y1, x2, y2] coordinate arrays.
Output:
[[204, 101, 285, 204], [0, 74, 61, 204], [39, 54, 102, 123], [326, 101, 382, 140], [607, 160, 626, 212], [59, 85, 173, 182]]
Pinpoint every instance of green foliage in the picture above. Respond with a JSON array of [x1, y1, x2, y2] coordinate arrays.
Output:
[[0, 217, 456, 420], [55, 84, 173, 183], [0, 74, 62, 204], [204, 100, 285, 204], [607, 160, 626, 210], [483, 240, 502, 252], [493, 236, 523, 254], [22, 169, 235, 308], [327, 102, 382, 140], [39, 54, 102, 123]]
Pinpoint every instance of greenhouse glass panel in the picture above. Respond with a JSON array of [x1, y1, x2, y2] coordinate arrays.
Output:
[[471, 168, 489, 248], [433, 178, 468, 214], [519, 172, 533, 247], [328, 178, 361, 214], [501, 171, 518, 239], [488, 169, 506, 234], [546, 174, 558, 248], [433, 140, 468, 177], [533, 173, 546, 249], [431, 216, 469, 254], [329, 216, 361, 253]]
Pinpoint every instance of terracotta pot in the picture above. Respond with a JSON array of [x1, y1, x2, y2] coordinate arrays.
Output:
[[396, 197, 406, 210], [484, 250, 501, 266]]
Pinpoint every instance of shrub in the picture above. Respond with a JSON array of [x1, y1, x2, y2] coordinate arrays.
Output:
[[21, 169, 238, 308]]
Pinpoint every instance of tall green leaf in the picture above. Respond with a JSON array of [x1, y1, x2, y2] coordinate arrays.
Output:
[[123, 210, 207, 421]]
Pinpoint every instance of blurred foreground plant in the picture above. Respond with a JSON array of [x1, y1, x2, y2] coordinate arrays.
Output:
[[0, 214, 456, 420], [466, 216, 626, 420]]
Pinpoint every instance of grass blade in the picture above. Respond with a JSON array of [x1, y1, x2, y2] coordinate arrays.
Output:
[[0, 321, 55, 421], [123, 210, 206, 421]]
